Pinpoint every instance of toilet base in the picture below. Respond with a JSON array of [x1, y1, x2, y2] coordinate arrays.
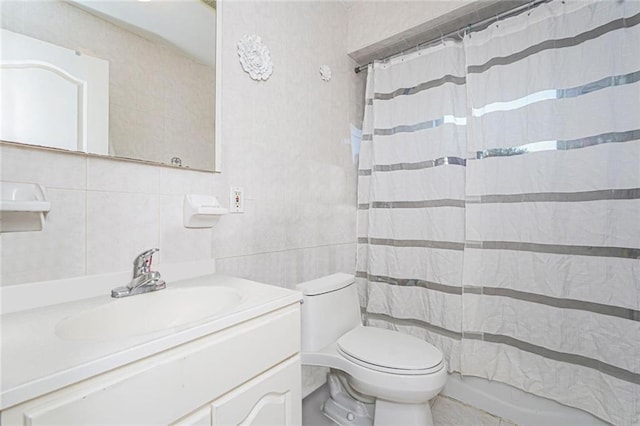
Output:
[[322, 373, 374, 426], [373, 399, 434, 426], [321, 373, 435, 426]]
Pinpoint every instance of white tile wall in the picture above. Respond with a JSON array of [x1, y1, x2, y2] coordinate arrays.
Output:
[[86, 191, 160, 275], [346, 1, 468, 54], [0, 144, 214, 286], [1, 0, 364, 290], [215, 243, 356, 290], [87, 156, 159, 194], [1, 187, 86, 285], [212, 0, 363, 286], [0, 143, 87, 190]]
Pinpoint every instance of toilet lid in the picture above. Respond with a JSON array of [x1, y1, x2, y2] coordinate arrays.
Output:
[[337, 326, 443, 374]]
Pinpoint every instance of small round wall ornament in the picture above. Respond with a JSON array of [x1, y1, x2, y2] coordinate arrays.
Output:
[[319, 64, 332, 82], [237, 34, 273, 81]]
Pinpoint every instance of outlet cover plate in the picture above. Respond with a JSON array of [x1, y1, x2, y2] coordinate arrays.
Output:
[[230, 186, 244, 213]]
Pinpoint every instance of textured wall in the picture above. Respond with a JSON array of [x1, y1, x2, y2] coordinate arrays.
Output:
[[1, 0, 364, 292], [0, 144, 215, 285], [345, 1, 516, 65], [347, 1, 467, 54], [0, 0, 215, 170], [210, 1, 365, 289]]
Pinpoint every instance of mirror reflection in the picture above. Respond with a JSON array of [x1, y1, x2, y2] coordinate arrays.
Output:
[[0, 0, 217, 171]]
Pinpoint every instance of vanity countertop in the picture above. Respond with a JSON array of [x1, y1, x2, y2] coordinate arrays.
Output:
[[0, 274, 302, 410]]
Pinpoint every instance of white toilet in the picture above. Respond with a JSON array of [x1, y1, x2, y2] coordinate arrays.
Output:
[[297, 273, 447, 426]]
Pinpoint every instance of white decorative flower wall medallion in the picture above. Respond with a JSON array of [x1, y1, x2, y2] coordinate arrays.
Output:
[[237, 34, 273, 81], [320, 64, 332, 82]]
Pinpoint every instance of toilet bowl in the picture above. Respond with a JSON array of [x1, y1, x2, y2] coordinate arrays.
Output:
[[297, 273, 447, 426]]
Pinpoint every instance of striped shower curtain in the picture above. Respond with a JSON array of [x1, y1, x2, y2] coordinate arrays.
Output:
[[357, 39, 468, 372], [356, 1, 640, 424]]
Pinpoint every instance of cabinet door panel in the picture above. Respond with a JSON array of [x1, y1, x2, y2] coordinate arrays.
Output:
[[173, 405, 210, 426], [239, 392, 291, 425], [212, 356, 301, 426], [1, 305, 299, 426]]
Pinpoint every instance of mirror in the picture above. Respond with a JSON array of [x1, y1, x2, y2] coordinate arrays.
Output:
[[0, 0, 219, 172]]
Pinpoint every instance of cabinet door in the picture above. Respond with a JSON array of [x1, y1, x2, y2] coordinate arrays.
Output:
[[173, 405, 211, 426], [212, 355, 301, 426], [1, 305, 299, 426]]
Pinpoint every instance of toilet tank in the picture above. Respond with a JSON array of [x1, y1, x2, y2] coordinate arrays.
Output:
[[296, 273, 362, 352]]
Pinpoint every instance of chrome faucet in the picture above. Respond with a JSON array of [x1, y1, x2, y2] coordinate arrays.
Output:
[[111, 248, 166, 298]]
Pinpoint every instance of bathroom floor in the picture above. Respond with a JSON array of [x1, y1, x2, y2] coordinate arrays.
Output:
[[302, 388, 517, 426], [431, 396, 517, 426]]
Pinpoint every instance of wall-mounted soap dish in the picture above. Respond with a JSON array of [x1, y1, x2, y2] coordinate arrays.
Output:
[[0, 182, 51, 232], [183, 194, 228, 228]]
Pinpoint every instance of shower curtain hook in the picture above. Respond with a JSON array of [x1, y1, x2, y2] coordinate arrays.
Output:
[[527, 0, 534, 16]]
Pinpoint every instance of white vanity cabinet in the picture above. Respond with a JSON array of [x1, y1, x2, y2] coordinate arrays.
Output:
[[210, 356, 300, 425], [1, 303, 302, 426]]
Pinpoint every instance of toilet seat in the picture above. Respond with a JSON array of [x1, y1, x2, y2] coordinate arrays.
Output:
[[301, 338, 447, 405], [337, 326, 443, 375]]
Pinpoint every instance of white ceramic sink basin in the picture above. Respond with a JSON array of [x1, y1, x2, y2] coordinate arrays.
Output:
[[55, 286, 243, 341]]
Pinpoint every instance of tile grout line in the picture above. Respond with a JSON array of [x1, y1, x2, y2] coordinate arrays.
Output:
[[214, 241, 358, 260], [84, 155, 89, 277]]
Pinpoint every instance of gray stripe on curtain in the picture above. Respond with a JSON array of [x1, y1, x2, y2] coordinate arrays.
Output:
[[475, 129, 640, 159], [374, 74, 466, 100], [358, 157, 466, 175], [372, 68, 639, 111], [364, 311, 462, 340], [374, 117, 445, 135], [358, 199, 466, 209], [466, 240, 640, 259], [356, 271, 462, 295], [359, 189, 640, 209], [360, 239, 639, 258], [358, 237, 465, 251], [361, 238, 639, 259], [361, 272, 638, 321], [464, 286, 640, 321], [365, 313, 640, 384], [558, 70, 640, 99], [472, 70, 640, 116], [375, 157, 466, 171], [470, 333, 640, 385], [467, 188, 640, 203], [467, 12, 640, 74]]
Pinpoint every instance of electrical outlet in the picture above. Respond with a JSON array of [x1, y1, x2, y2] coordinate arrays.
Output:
[[230, 186, 244, 213]]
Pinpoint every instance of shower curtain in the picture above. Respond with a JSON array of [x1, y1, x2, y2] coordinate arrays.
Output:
[[356, 1, 640, 424]]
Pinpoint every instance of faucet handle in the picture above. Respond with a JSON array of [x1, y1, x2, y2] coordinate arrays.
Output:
[[133, 248, 159, 276], [136, 248, 159, 260]]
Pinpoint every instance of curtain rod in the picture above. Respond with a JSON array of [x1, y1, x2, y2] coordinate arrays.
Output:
[[354, 0, 550, 74]]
